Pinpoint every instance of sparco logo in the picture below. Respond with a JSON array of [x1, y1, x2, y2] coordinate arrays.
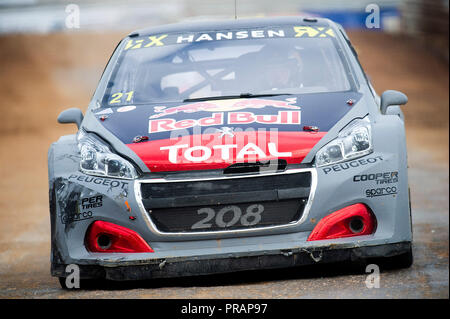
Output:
[[365, 186, 397, 198], [354, 171, 398, 184], [61, 210, 93, 224]]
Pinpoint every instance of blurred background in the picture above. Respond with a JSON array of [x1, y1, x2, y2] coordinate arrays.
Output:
[[0, 0, 448, 298]]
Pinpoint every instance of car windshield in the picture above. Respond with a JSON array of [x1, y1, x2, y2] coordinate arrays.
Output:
[[102, 26, 353, 106]]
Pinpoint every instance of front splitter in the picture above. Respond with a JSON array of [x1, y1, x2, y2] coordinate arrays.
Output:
[[52, 242, 411, 280]]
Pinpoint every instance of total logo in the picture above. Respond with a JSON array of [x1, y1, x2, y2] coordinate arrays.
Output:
[[149, 111, 301, 133], [160, 142, 292, 164]]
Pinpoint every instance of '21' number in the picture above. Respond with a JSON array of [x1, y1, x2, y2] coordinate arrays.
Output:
[[109, 91, 134, 104]]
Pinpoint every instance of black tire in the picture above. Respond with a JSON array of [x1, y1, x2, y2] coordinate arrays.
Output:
[[382, 246, 414, 270], [58, 277, 70, 289], [58, 277, 104, 290]]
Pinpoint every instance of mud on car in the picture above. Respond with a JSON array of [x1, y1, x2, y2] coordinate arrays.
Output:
[[49, 17, 412, 288]]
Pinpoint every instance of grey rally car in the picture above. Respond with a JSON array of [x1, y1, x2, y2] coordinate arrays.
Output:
[[49, 16, 412, 287]]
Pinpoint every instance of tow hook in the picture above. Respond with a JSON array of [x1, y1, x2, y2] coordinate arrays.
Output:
[[281, 250, 293, 257], [302, 249, 323, 263], [159, 259, 167, 270]]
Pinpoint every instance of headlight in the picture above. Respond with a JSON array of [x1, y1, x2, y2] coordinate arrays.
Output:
[[77, 130, 138, 179], [315, 117, 372, 167]]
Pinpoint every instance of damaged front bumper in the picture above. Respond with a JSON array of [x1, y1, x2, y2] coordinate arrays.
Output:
[[52, 242, 411, 280], [49, 138, 413, 281]]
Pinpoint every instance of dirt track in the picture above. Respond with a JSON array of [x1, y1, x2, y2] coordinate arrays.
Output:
[[0, 30, 448, 298]]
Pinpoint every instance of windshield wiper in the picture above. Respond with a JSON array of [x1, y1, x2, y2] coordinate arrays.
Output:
[[183, 93, 292, 102]]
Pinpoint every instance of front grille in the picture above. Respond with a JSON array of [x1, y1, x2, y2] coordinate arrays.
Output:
[[139, 171, 312, 233]]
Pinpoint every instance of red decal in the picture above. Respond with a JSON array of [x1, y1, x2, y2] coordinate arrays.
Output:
[[174, 119, 196, 129], [199, 113, 223, 126], [149, 113, 224, 133], [149, 118, 175, 133], [127, 131, 326, 172]]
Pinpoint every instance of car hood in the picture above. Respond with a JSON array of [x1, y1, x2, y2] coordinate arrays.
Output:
[[94, 92, 362, 172]]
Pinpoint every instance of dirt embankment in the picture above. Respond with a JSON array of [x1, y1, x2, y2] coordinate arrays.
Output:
[[0, 32, 124, 135], [353, 31, 449, 164], [352, 32, 448, 126]]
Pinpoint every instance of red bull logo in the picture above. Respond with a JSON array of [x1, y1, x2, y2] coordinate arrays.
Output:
[[149, 111, 301, 133], [149, 98, 300, 119]]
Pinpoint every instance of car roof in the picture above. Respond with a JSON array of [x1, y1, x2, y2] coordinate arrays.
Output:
[[129, 16, 335, 37]]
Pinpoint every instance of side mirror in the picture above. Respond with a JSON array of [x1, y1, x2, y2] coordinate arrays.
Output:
[[57, 108, 84, 128], [380, 90, 408, 114]]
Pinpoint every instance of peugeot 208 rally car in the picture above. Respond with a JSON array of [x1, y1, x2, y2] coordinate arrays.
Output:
[[49, 17, 412, 287]]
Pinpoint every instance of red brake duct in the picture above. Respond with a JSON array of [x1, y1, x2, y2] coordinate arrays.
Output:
[[86, 220, 154, 253], [307, 203, 376, 241]]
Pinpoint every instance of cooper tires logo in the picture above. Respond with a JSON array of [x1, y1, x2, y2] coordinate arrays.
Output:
[[354, 171, 398, 184]]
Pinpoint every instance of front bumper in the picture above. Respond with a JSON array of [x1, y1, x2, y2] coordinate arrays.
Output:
[[49, 137, 413, 280], [52, 242, 411, 280]]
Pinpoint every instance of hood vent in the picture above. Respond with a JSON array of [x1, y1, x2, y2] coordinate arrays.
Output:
[[223, 160, 287, 175]]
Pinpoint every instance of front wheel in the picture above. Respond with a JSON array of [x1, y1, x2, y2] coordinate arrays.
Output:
[[382, 246, 413, 270], [58, 277, 104, 290]]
